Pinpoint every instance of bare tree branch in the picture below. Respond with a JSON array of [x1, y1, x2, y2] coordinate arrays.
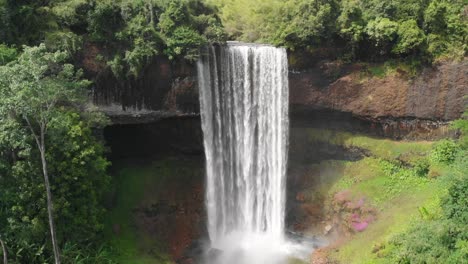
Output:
[[24, 116, 41, 150]]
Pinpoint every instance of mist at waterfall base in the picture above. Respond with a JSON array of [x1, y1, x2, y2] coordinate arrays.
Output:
[[197, 43, 315, 264]]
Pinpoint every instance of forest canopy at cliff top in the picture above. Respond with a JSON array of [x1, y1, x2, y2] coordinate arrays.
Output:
[[1, 0, 466, 75], [0, 0, 227, 77], [209, 0, 467, 61]]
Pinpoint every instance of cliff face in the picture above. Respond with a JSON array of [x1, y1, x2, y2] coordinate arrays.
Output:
[[91, 56, 199, 124], [91, 55, 467, 125], [289, 59, 467, 121], [98, 55, 466, 262]]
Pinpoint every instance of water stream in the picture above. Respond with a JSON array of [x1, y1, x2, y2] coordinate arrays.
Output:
[[197, 43, 307, 263]]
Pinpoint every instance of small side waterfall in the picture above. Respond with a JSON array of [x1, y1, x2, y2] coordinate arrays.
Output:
[[197, 43, 290, 263]]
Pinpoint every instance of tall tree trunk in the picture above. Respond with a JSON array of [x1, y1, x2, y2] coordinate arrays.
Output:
[[0, 235, 7, 264], [39, 136, 61, 264], [24, 118, 61, 264]]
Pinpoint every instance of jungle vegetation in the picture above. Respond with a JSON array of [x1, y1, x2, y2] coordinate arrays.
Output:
[[0, 0, 466, 263]]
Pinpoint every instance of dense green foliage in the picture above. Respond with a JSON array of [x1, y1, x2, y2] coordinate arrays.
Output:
[[2, 0, 464, 74], [0, 45, 110, 263], [307, 113, 468, 263], [3, 3, 214, 260], [430, 139, 461, 164], [0, 0, 225, 78], [0, 44, 17, 65], [212, 0, 467, 61], [0, 1, 466, 263], [1, 0, 465, 73], [375, 114, 468, 263], [382, 154, 468, 263], [452, 111, 468, 148], [87, 0, 225, 77]]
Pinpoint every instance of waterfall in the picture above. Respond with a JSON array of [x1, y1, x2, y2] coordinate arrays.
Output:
[[197, 43, 289, 262]]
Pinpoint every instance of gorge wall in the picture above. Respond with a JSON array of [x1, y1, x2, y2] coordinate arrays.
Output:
[[96, 52, 466, 262], [91, 51, 467, 137], [289, 57, 467, 121], [90, 55, 199, 124]]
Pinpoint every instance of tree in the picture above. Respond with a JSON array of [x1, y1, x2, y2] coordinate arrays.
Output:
[[393, 19, 425, 54], [0, 45, 17, 65], [158, 0, 224, 61], [365, 17, 399, 55], [0, 234, 6, 264], [0, 0, 56, 46], [0, 44, 90, 264], [88, 0, 224, 78]]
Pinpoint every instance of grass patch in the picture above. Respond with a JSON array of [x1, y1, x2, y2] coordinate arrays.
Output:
[[303, 129, 453, 263], [307, 128, 432, 160], [332, 180, 446, 264], [327, 157, 430, 208], [361, 59, 422, 79]]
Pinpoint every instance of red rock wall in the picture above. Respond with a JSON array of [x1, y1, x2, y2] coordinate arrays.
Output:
[[290, 59, 467, 121], [90, 51, 467, 122]]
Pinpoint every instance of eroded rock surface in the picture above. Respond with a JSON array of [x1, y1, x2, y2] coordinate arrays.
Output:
[[290, 59, 467, 121], [90, 53, 466, 127]]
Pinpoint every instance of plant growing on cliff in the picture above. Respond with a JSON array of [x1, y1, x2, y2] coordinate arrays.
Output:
[[1, 0, 226, 79]]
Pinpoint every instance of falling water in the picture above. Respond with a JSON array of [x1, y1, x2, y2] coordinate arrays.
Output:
[[197, 43, 293, 263]]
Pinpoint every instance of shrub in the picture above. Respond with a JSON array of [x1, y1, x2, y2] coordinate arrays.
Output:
[[393, 19, 425, 55], [164, 26, 206, 60], [380, 151, 468, 263], [413, 158, 430, 177], [0, 44, 17, 65], [442, 167, 468, 224], [430, 139, 460, 164], [387, 220, 467, 264], [451, 109, 468, 148]]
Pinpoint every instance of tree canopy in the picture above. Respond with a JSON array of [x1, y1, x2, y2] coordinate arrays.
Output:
[[0, 45, 110, 263], [0, 0, 465, 74], [0, 0, 226, 78], [211, 0, 467, 61]]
